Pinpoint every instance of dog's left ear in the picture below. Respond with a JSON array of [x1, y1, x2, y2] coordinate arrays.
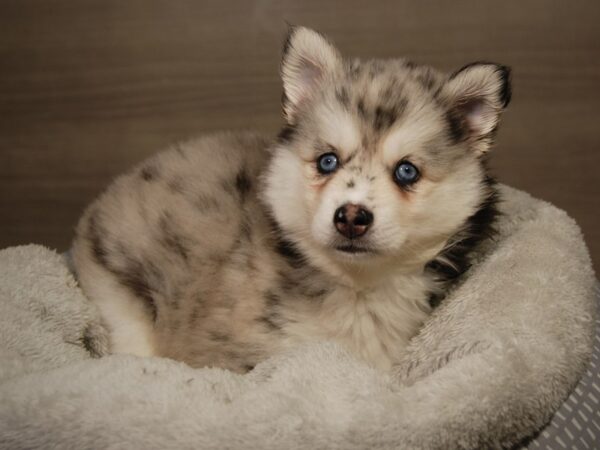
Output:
[[280, 26, 342, 123], [439, 63, 511, 154]]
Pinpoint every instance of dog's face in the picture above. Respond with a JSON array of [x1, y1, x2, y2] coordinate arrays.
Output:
[[263, 27, 510, 274]]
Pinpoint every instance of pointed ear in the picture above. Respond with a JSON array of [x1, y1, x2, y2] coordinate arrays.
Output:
[[439, 62, 511, 154], [280, 26, 342, 122]]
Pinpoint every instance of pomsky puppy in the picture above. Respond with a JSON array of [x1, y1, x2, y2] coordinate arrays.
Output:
[[72, 27, 511, 373]]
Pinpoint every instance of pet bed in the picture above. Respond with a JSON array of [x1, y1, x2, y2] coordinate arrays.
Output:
[[0, 185, 597, 450]]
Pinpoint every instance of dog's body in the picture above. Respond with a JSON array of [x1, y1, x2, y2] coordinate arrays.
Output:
[[72, 28, 510, 373]]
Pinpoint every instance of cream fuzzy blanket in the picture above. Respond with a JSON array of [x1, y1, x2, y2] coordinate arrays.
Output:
[[0, 185, 597, 449]]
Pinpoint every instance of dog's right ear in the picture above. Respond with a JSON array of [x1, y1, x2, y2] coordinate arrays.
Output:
[[281, 26, 342, 123], [438, 62, 512, 154]]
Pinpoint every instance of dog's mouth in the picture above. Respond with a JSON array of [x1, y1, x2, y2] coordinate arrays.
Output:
[[334, 243, 375, 255]]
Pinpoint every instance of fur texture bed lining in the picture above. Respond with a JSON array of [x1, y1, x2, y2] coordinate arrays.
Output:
[[0, 185, 596, 449]]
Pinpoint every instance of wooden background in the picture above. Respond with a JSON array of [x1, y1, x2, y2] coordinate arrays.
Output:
[[1, 0, 599, 272]]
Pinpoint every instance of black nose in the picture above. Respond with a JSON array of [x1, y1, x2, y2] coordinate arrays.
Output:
[[333, 204, 374, 239]]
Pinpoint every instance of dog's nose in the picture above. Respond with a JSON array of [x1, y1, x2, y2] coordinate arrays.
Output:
[[333, 204, 374, 239]]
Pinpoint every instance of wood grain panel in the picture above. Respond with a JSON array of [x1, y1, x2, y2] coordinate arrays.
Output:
[[1, 0, 599, 272]]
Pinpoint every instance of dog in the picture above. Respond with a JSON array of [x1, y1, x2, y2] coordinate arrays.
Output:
[[72, 26, 510, 373]]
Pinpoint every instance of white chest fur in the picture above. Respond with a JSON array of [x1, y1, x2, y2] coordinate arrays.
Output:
[[288, 273, 433, 371]]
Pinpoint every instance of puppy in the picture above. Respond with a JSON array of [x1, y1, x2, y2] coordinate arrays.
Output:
[[72, 27, 510, 373]]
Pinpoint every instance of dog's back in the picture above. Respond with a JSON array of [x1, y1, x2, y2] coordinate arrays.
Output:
[[72, 132, 286, 372]]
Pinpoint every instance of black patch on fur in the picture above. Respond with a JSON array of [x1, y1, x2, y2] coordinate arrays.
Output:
[[345, 150, 358, 165], [282, 25, 295, 60], [374, 106, 398, 131], [140, 166, 158, 182], [356, 99, 367, 119], [277, 270, 300, 292], [266, 214, 307, 269], [450, 61, 488, 79], [335, 87, 350, 108], [277, 124, 297, 144], [159, 213, 189, 262], [257, 290, 283, 331], [426, 175, 500, 307], [346, 179, 355, 188], [277, 266, 328, 301], [446, 108, 467, 143], [357, 96, 407, 132], [281, 90, 291, 118], [87, 212, 159, 322], [235, 169, 252, 200], [275, 237, 306, 269], [416, 70, 436, 90], [264, 290, 280, 308], [81, 327, 102, 358], [258, 312, 281, 331], [496, 65, 512, 107], [381, 81, 399, 101], [119, 260, 159, 321]]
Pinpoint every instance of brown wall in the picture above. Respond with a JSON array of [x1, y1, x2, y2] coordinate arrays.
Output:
[[1, 0, 599, 272]]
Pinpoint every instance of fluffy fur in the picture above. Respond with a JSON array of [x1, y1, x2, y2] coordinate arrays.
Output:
[[72, 27, 511, 372]]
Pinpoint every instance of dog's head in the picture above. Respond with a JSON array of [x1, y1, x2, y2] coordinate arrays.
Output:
[[263, 27, 510, 278]]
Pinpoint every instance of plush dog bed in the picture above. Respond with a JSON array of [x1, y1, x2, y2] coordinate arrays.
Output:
[[0, 185, 597, 450]]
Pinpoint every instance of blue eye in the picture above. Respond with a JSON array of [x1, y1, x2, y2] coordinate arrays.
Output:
[[317, 153, 339, 174], [394, 161, 420, 186]]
